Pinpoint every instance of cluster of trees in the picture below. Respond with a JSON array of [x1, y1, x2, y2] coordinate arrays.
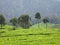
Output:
[[35, 12, 49, 30], [0, 14, 5, 29], [0, 12, 49, 30], [10, 14, 31, 29]]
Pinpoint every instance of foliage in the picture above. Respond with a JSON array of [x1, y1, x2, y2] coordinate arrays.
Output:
[[0, 14, 5, 29], [35, 12, 41, 28], [18, 14, 31, 28], [35, 12, 41, 19], [10, 17, 18, 30], [43, 18, 49, 30], [43, 18, 49, 23]]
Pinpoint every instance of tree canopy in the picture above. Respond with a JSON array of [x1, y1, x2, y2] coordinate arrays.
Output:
[[35, 12, 41, 19], [10, 17, 18, 26], [43, 18, 49, 23], [18, 14, 31, 28], [0, 14, 5, 29]]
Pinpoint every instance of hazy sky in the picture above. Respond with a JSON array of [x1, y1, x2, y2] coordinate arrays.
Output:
[[0, 0, 60, 18]]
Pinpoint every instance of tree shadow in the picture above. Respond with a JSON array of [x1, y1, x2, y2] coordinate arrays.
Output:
[[0, 28, 5, 29], [7, 28, 16, 31], [0, 31, 5, 34]]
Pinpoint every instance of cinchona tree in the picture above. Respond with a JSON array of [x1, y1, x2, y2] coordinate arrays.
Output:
[[18, 14, 31, 28], [10, 17, 18, 30], [0, 14, 5, 29], [43, 18, 49, 30], [35, 12, 41, 28]]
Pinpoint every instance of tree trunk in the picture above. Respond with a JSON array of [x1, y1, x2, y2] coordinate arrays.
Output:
[[38, 19, 40, 29], [46, 23, 47, 30], [38, 21, 39, 28], [1, 24, 2, 29], [13, 26, 16, 30], [24, 23, 25, 28], [13, 24, 16, 30]]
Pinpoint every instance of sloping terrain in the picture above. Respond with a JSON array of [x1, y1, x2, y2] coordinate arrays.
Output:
[[0, 23, 60, 45]]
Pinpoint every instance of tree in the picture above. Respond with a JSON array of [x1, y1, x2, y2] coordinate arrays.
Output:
[[43, 18, 49, 30], [35, 12, 41, 28], [18, 14, 31, 28], [10, 17, 18, 30], [0, 14, 5, 29]]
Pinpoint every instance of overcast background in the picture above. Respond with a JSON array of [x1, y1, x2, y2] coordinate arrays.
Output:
[[0, 0, 60, 24]]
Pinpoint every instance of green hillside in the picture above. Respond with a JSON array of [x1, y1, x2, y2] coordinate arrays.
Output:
[[0, 23, 60, 45]]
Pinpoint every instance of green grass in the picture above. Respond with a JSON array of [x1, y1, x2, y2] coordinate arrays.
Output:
[[0, 23, 60, 45]]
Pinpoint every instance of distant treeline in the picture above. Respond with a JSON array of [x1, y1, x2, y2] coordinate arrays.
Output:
[[0, 12, 58, 30]]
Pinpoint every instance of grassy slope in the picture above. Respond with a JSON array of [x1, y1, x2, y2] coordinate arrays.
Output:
[[0, 23, 60, 45]]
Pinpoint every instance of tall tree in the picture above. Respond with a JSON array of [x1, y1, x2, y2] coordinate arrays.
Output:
[[35, 12, 41, 28], [43, 18, 49, 30], [18, 14, 31, 28], [0, 14, 5, 29], [10, 17, 18, 30]]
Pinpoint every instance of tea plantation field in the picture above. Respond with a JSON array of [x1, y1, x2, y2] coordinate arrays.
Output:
[[0, 23, 60, 45]]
